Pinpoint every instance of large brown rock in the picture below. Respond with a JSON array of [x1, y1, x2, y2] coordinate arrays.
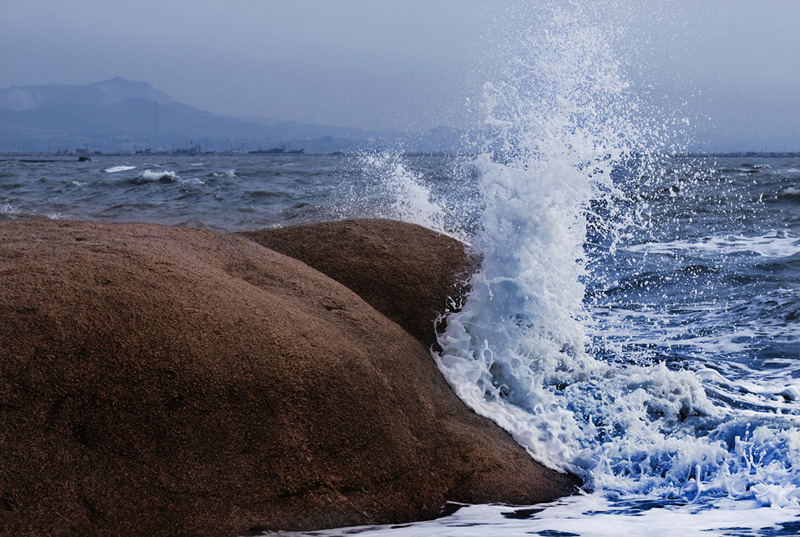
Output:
[[240, 219, 474, 348], [0, 219, 578, 537]]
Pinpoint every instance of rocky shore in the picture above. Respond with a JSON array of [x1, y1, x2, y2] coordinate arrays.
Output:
[[0, 218, 579, 537]]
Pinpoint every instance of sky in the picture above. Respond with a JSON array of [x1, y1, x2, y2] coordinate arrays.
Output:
[[1, 0, 799, 149]]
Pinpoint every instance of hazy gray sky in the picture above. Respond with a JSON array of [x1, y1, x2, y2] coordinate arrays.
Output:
[[2, 0, 799, 146]]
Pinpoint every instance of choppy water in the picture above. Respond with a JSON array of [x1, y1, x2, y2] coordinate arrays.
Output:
[[3, 2, 800, 535], [0, 153, 476, 235], [2, 151, 798, 535]]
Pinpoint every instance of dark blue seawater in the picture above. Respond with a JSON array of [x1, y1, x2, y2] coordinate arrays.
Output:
[[0, 155, 367, 230], [588, 157, 800, 403], [0, 154, 478, 233], [2, 153, 799, 535]]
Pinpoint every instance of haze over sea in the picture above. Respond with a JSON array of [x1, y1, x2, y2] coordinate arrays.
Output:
[[2, 1, 800, 535]]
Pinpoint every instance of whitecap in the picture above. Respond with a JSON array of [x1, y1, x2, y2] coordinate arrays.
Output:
[[1, 202, 19, 215], [137, 169, 178, 182], [104, 165, 137, 173], [179, 177, 205, 186], [211, 169, 237, 179]]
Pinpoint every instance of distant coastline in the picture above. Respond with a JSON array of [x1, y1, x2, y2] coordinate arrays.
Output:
[[1, 150, 799, 160]]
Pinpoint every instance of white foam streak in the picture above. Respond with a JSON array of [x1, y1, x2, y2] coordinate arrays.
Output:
[[626, 232, 800, 258], [104, 165, 136, 173], [264, 496, 800, 537]]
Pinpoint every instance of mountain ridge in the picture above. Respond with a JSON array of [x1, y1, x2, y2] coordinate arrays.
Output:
[[0, 77, 174, 112], [0, 77, 464, 153], [0, 78, 394, 152]]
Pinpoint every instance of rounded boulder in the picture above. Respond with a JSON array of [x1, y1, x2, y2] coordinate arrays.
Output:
[[0, 219, 578, 537]]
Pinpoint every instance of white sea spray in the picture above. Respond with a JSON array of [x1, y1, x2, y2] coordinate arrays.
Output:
[[360, 152, 448, 234], [432, 0, 800, 505]]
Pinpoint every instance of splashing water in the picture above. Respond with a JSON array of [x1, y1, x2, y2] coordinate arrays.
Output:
[[360, 151, 451, 235], [433, 1, 800, 507]]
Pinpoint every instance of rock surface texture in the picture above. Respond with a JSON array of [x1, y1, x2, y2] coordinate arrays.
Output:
[[0, 219, 579, 537], [241, 219, 474, 348]]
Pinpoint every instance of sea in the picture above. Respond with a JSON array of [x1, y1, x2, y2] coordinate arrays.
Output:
[[2, 5, 800, 537]]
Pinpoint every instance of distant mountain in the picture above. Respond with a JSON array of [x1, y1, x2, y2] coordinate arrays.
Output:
[[1, 98, 265, 139], [0, 78, 393, 152], [0, 77, 465, 153], [0, 77, 173, 111]]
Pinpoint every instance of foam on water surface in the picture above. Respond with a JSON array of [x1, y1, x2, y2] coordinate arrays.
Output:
[[624, 233, 800, 258], [263, 497, 800, 537], [0, 202, 19, 216]]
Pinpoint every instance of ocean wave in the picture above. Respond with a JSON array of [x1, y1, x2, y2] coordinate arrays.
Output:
[[594, 264, 717, 297], [104, 165, 137, 173], [625, 233, 800, 258], [432, 1, 800, 509], [179, 177, 205, 186], [135, 169, 179, 183], [781, 186, 800, 198], [1, 202, 20, 216], [248, 190, 281, 199], [212, 169, 237, 178], [740, 163, 771, 170]]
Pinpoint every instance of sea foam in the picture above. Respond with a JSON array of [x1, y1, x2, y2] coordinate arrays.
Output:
[[624, 232, 800, 258]]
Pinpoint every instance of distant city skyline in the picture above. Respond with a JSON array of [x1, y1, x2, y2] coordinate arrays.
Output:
[[2, 0, 799, 151]]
